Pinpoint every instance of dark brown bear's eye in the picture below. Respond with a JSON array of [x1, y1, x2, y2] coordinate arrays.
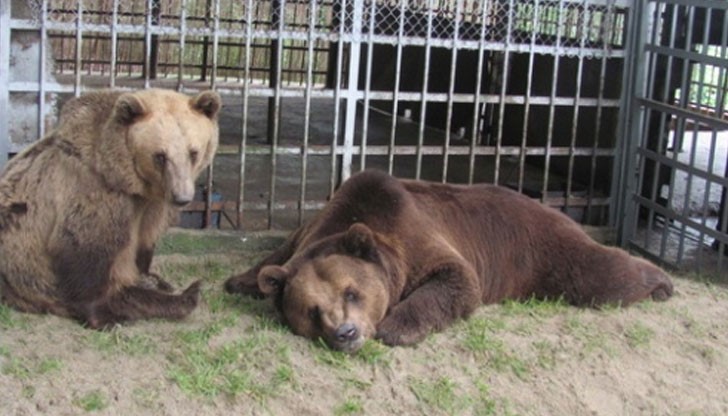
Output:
[[189, 150, 199, 165], [344, 288, 359, 303], [154, 152, 167, 169], [308, 306, 320, 323]]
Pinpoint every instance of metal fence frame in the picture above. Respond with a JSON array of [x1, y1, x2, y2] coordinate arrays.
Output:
[[8, 0, 728, 276], [618, 0, 728, 274]]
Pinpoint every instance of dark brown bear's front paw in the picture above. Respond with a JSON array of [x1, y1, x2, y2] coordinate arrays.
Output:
[[224, 273, 265, 298], [375, 317, 428, 347]]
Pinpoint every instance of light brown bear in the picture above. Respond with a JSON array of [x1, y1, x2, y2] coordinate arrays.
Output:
[[225, 170, 673, 352], [0, 88, 221, 328]]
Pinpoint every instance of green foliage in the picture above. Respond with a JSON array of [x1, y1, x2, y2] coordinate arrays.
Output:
[[409, 376, 468, 415], [623, 322, 654, 348], [85, 330, 156, 356], [334, 398, 364, 415], [74, 390, 107, 412]]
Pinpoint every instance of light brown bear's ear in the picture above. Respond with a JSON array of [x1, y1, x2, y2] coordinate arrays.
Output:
[[342, 223, 377, 259], [258, 265, 290, 295], [113, 93, 147, 125], [191, 90, 222, 119]]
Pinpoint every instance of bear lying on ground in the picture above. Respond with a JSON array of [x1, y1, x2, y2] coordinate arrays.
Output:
[[225, 170, 673, 352], [0, 88, 221, 328]]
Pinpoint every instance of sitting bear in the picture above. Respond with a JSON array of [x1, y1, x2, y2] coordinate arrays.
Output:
[[0, 88, 221, 328], [225, 170, 673, 352]]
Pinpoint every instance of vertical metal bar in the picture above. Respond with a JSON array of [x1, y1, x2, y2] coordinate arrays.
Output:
[[564, 3, 588, 212], [37, 0, 48, 140], [644, 4, 678, 252], [209, 0, 220, 89], [74, 0, 83, 97], [177, 0, 187, 91], [494, 0, 515, 185], [237, 0, 254, 229], [330, 0, 346, 195], [388, 0, 407, 176], [467, 0, 489, 185], [541, 0, 565, 204], [144, 0, 153, 88], [671, 5, 703, 265], [360, 0, 377, 172], [268, 0, 286, 228], [0, 0, 10, 166], [586, 1, 613, 221], [203, 0, 221, 229], [299, 0, 317, 226], [517, 0, 538, 193], [441, 0, 462, 183], [416, 0, 434, 180], [614, 0, 648, 245], [109, 0, 119, 88], [341, 0, 364, 180]]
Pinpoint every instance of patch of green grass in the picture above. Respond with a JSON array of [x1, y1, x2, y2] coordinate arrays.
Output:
[[532, 340, 559, 370], [156, 259, 234, 286], [168, 325, 294, 402], [37, 357, 63, 374], [132, 385, 161, 409], [2, 356, 62, 379], [623, 322, 654, 348], [409, 376, 468, 415], [334, 398, 364, 415], [157, 233, 245, 255], [500, 296, 569, 318], [460, 317, 529, 377], [563, 315, 613, 356], [85, 330, 156, 356], [0, 303, 27, 330], [74, 390, 107, 412], [0, 345, 9, 357], [312, 338, 352, 370], [354, 340, 390, 366]]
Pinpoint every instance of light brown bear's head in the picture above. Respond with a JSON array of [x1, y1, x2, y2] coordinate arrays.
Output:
[[99, 89, 221, 205], [259, 224, 391, 353]]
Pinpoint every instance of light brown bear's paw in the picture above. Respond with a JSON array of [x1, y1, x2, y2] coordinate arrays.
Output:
[[180, 280, 202, 308], [138, 272, 175, 293]]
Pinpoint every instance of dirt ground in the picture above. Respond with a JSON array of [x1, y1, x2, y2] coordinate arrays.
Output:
[[1, 229, 727, 416]]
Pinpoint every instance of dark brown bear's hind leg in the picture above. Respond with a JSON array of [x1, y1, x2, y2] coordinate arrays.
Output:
[[75, 281, 201, 329]]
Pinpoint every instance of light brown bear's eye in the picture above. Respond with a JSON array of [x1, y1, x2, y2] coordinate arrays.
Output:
[[189, 150, 199, 165], [308, 306, 320, 323], [344, 288, 359, 303], [154, 152, 167, 169]]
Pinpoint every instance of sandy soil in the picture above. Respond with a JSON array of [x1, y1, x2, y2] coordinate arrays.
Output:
[[1, 231, 727, 416]]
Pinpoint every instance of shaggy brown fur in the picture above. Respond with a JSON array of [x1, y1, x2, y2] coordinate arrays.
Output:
[[0, 88, 221, 328], [225, 170, 673, 352]]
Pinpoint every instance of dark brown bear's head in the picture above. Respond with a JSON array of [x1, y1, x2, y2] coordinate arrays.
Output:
[[258, 223, 390, 353]]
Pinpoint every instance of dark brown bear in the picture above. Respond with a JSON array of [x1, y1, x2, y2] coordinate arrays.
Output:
[[225, 170, 673, 352]]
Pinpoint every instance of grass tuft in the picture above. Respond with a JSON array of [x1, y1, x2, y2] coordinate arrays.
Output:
[[74, 390, 107, 412]]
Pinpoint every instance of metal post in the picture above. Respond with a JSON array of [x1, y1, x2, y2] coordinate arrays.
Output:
[[341, 0, 364, 181], [0, 0, 10, 166]]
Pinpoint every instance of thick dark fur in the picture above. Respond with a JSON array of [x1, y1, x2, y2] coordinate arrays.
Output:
[[225, 170, 673, 352], [0, 89, 221, 328]]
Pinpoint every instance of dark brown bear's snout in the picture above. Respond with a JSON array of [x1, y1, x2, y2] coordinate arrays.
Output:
[[327, 322, 364, 353], [335, 323, 359, 343]]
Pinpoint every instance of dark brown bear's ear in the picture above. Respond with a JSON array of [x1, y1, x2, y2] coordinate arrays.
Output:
[[342, 223, 377, 259], [258, 265, 290, 295], [191, 90, 222, 119], [113, 93, 147, 125]]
